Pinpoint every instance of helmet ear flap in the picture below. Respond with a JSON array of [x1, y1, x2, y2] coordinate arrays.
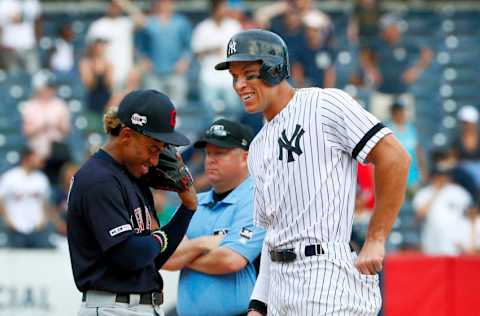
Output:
[[259, 61, 288, 86]]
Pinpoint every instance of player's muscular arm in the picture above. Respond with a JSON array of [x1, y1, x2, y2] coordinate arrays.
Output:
[[162, 235, 221, 271], [187, 246, 248, 274], [356, 134, 410, 275]]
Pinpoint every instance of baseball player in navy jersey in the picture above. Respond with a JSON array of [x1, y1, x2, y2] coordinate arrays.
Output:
[[67, 90, 196, 316], [215, 29, 411, 315]]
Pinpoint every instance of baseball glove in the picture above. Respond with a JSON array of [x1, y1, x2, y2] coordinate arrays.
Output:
[[141, 145, 193, 192]]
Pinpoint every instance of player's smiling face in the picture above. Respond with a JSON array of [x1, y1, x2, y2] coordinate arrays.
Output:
[[122, 129, 165, 178], [229, 61, 271, 113]]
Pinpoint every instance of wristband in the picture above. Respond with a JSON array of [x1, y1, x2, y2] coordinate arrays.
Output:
[[152, 230, 168, 253]]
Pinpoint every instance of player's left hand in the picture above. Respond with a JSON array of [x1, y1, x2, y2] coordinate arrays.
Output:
[[354, 239, 385, 275]]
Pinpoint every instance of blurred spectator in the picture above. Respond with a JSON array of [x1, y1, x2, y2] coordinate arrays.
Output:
[[357, 14, 433, 121], [452, 105, 480, 161], [226, 0, 258, 29], [22, 74, 71, 168], [152, 190, 179, 226], [430, 146, 478, 204], [86, 0, 135, 91], [348, 0, 381, 48], [79, 37, 113, 133], [255, 1, 305, 60], [430, 147, 479, 201], [413, 164, 472, 255], [183, 145, 211, 193], [291, 10, 335, 88], [117, 0, 192, 108], [0, 0, 41, 74], [0, 147, 53, 248], [49, 23, 75, 81], [454, 205, 480, 255], [451, 106, 480, 192], [352, 162, 376, 248], [357, 162, 375, 211], [385, 102, 427, 193], [192, 0, 242, 119], [51, 162, 78, 237]]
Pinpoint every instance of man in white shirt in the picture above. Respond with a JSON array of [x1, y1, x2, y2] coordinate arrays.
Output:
[[413, 164, 472, 255], [21, 76, 71, 161], [0, 147, 53, 248], [86, 1, 134, 91], [454, 206, 480, 255], [0, 0, 41, 74], [191, 0, 243, 119]]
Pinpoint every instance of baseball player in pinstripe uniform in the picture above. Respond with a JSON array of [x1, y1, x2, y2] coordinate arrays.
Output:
[[215, 29, 411, 315]]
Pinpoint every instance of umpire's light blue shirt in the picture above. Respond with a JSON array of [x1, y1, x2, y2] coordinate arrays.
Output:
[[176, 177, 265, 316]]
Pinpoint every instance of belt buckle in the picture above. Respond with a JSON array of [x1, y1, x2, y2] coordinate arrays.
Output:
[[282, 250, 297, 262], [152, 292, 163, 306]]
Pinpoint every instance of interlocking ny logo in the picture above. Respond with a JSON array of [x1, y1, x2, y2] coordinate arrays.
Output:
[[227, 40, 237, 56], [278, 124, 305, 162]]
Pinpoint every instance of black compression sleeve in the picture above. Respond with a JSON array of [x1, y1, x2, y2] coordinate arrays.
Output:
[[154, 204, 195, 268], [107, 235, 161, 271]]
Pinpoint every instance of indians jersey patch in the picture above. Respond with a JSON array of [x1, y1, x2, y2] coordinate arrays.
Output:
[[109, 224, 132, 237]]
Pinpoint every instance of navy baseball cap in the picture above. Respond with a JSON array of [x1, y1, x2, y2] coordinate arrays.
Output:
[[117, 90, 190, 146], [194, 119, 253, 150]]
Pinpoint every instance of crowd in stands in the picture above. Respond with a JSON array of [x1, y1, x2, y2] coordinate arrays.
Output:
[[0, 0, 479, 256]]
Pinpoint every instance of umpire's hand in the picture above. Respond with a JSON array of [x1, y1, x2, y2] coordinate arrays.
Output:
[[354, 239, 385, 275]]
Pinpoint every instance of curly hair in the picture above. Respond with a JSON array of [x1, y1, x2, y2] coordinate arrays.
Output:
[[103, 107, 124, 136]]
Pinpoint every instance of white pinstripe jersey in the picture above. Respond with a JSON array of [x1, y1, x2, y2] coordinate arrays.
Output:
[[248, 88, 392, 249]]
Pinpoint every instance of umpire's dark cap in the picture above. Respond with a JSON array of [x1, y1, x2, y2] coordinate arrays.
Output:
[[194, 119, 253, 150], [117, 89, 190, 146]]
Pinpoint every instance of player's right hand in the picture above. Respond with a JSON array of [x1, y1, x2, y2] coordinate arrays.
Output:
[[354, 239, 385, 275], [178, 186, 197, 211]]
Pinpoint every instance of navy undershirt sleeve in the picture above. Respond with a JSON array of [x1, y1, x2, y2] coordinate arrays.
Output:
[[106, 204, 194, 270], [107, 235, 161, 271], [154, 204, 195, 268]]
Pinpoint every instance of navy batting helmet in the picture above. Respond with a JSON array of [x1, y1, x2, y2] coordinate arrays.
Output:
[[215, 29, 290, 86]]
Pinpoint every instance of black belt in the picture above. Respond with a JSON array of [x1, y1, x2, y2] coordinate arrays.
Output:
[[82, 291, 163, 305], [270, 244, 324, 263]]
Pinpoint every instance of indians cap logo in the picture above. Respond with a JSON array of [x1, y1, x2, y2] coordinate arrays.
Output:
[[131, 113, 147, 126], [170, 109, 176, 128]]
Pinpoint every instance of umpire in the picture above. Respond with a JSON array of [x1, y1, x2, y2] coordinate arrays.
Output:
[[67, 90, 197, 316]]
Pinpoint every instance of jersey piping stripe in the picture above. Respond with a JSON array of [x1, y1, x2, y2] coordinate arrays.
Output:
[[352, 123, 386, 160]]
